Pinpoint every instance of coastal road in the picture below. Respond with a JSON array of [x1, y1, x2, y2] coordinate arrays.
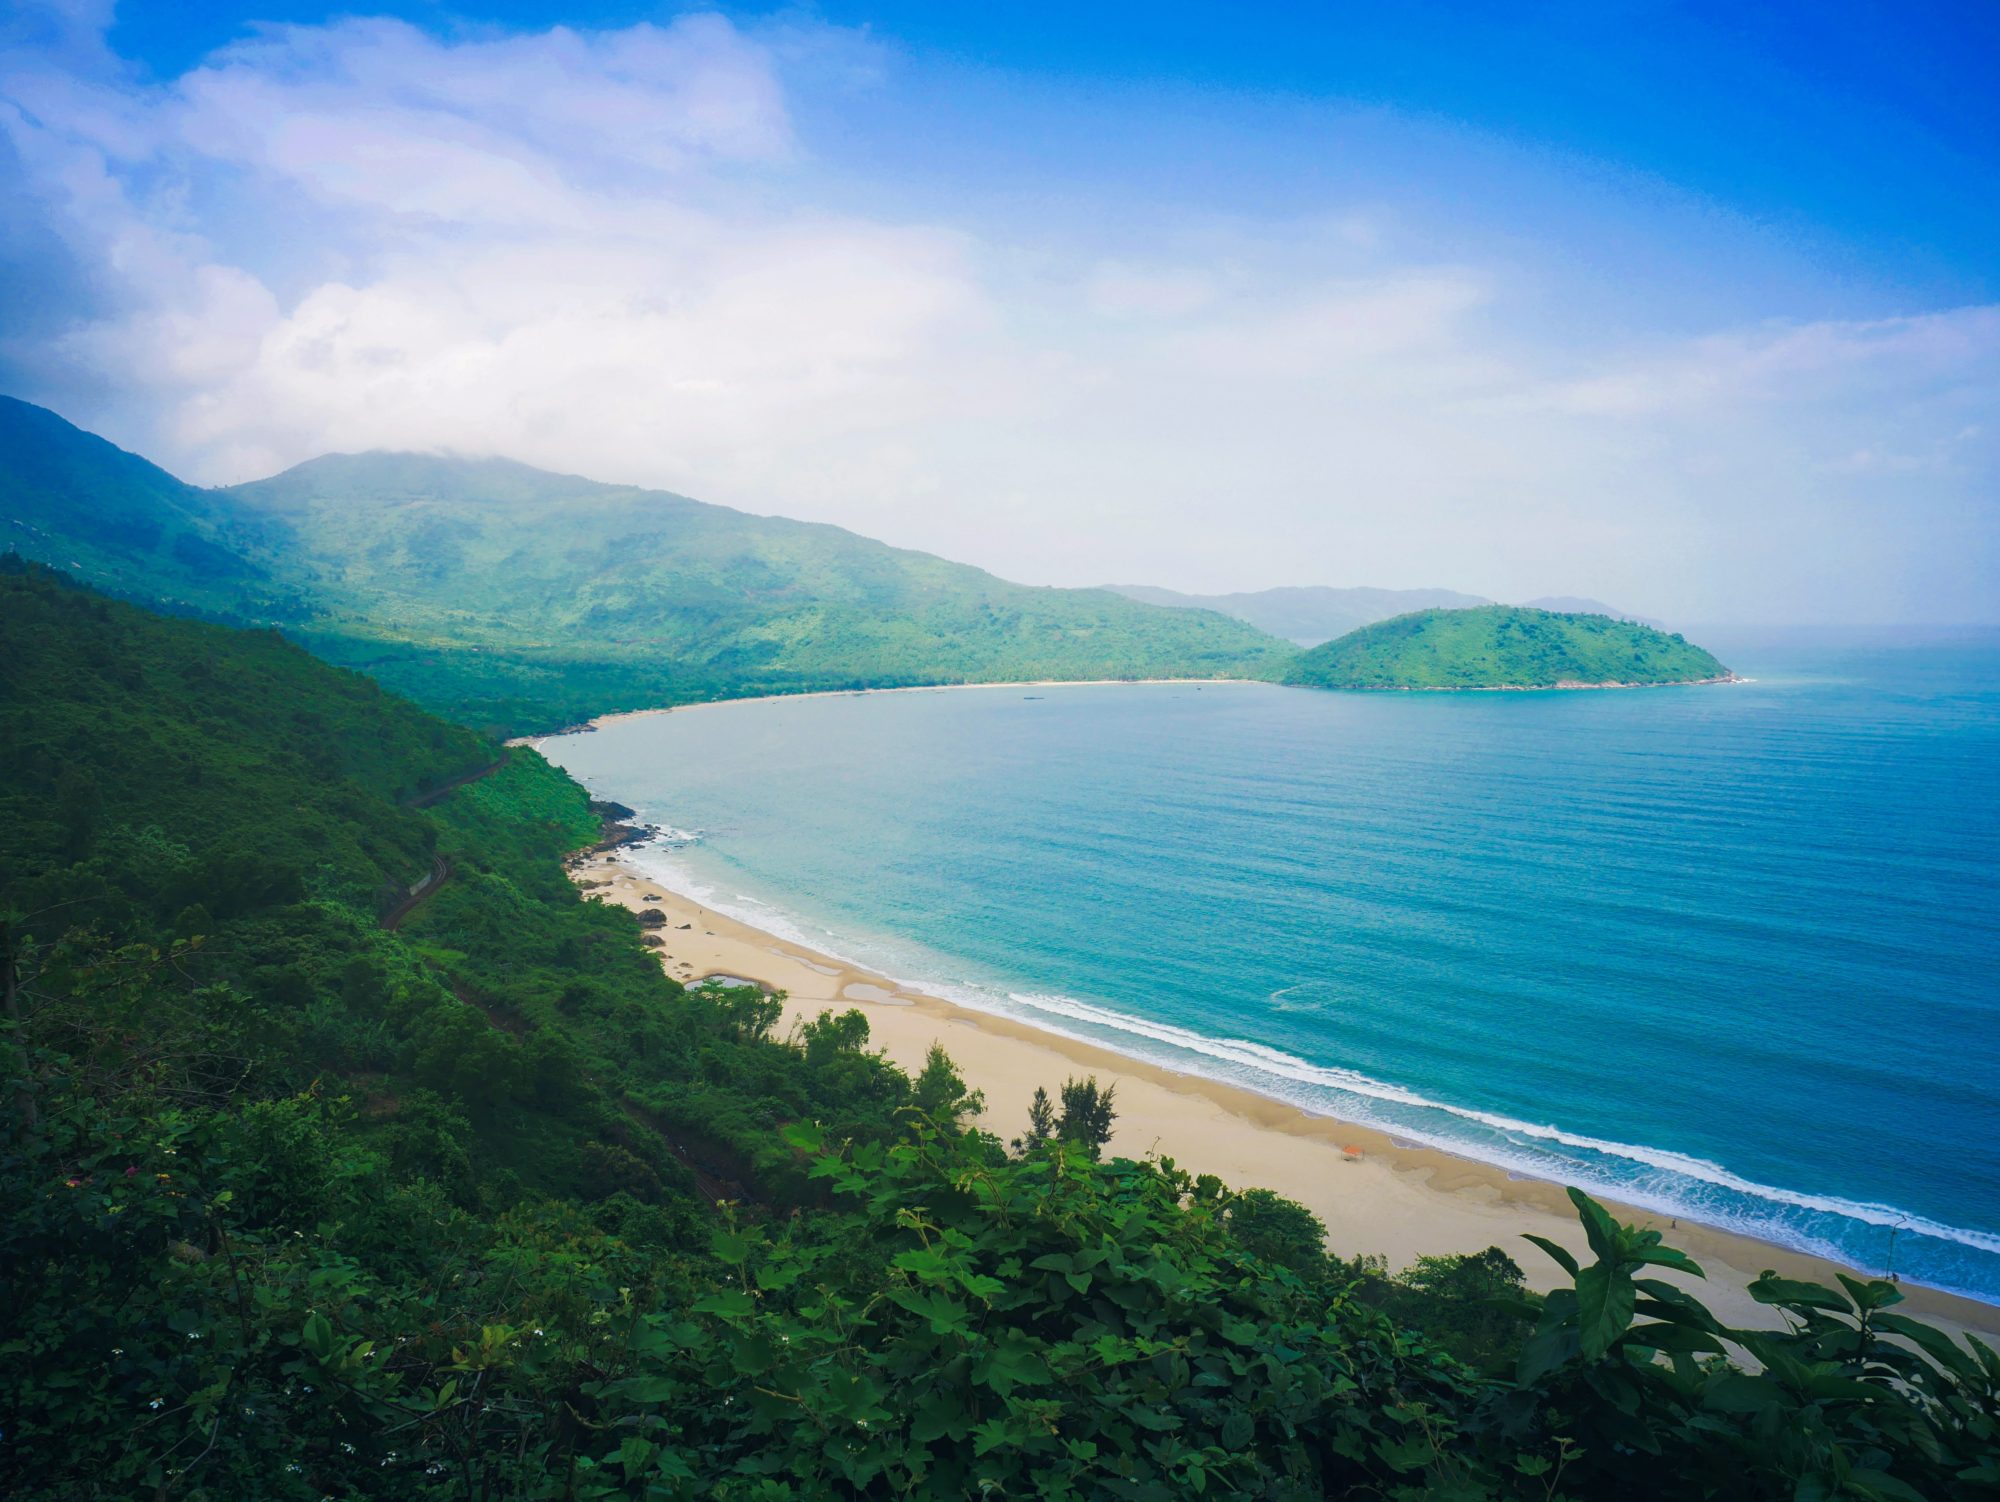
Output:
[[402, 750, 510, 809], [380, 751, 510, 928], [381, 853, 451, 931]]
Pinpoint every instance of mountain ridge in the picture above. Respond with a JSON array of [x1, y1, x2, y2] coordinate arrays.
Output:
[[0, 398, 1292, 730]]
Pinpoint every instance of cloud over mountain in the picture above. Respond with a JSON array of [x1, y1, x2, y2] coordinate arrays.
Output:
[[1, 2, 1994, 622]]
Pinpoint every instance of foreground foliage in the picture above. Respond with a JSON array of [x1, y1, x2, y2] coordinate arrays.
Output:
[[3, 563, 1994, 1499]]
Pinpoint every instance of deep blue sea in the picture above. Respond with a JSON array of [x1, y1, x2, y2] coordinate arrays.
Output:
[[542, 629, 2000, 1302]]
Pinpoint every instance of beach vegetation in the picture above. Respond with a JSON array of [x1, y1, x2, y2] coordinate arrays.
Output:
[[1018, 1082, 1058, 1149], [1227, 1186, 1334, 1276], [1342, 1246, 1542, 1374], [1055, 1074, 1120, 1157]]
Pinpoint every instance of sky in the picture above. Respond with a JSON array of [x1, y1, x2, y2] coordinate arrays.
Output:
[[2, 1, 1995, 622]]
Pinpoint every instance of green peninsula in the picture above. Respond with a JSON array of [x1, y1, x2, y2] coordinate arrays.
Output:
[[1284, 604, 1730, 691]]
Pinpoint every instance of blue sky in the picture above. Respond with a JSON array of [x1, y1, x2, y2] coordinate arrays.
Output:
[[3, 0, 1995, 620]]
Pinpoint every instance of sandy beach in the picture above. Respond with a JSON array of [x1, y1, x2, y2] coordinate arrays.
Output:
[[574, 847, 2000, 1345]]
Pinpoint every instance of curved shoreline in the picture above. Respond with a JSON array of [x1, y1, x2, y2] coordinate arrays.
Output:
[[512, 672, 1743, 750], [575, 844, 1999, 1341], [1294, 673, 1743, 693], [512, 680, 1248, 744]]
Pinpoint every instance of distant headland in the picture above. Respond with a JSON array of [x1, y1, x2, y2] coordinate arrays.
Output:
[[1283, 605, 1732, 692]]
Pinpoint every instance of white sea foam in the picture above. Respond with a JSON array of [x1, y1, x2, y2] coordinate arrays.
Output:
[[613, 842, 2000, 1286], [991, 989, 2000, 1263]]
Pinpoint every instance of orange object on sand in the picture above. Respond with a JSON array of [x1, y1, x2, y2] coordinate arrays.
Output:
[[1341, 1145, 1364, 1159]]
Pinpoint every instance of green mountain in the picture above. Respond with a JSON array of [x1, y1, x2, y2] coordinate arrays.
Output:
[[227, 451, 1294, 727], [5, 562, 1989, 1500], [0, 396, 294, 618], [1285, 604, 1729, 690], [0, 400, 1292, 731], [1107, 581, 1494, 645]]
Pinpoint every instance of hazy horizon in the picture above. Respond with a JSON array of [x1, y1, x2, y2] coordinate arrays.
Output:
[[3, 1, 1995, 624]]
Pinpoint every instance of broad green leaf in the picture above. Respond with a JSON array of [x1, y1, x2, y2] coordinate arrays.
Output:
[[886, 1287, 969, 1336], [972, 1418, 1017, 1456], [1747, 1273, 1852, 1314], [709, 1228, 753, 1263], [893, 1247, 951, 1282], [301, 1311, 333, 1362], [1872, 1314, 1979, 1381], [911, 1394, 970, 1444], [692, 1288, 756, 1321], [1837, 1273, 1902, 1313], [779, 1121, 824, 1153], [1522, 1234, 1580, 1278], [1574, 1261, 1637, 1361], [1566, 1188, 1622, 1266], [1517, 1324, 1579, 1384], [1629, 1244, 1705, 1278], [615, 1436, 657, 1481], [973, 1329, 1051, 1396]]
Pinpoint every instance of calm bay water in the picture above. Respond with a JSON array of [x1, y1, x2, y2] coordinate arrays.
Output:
[[543, 629, 2000, 1301]]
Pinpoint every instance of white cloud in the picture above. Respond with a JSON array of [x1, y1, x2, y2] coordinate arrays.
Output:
[[0, 8, 1995, 622], [1541, 306, 2000, 418], [1086, 263, 1217, 320]]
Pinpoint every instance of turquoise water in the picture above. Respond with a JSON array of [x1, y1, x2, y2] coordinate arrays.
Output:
[[542, 629, 2000, 1303]]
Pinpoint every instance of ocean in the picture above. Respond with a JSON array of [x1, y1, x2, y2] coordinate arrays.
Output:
[[540, 628, 2000, 1303]]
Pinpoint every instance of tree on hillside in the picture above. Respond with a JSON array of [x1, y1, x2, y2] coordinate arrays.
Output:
[[912, 1043, 983, 1126], [1057, 1075, 1118, 1157], [1016, 1085, 1057, 1151]]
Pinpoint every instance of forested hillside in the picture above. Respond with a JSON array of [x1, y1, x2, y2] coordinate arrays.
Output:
[[0, 401, 1291, 732], [1286, 605, 1729, 690], [3, 562, 1994, 1500], [0, 397, 297, 619]]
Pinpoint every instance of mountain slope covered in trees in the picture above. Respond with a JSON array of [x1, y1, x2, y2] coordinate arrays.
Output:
[[0, 399, 1291, 731], [1286, 605, 1729, 690], [227, 451, 1295, 729], [0, 397, 296, 618]]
